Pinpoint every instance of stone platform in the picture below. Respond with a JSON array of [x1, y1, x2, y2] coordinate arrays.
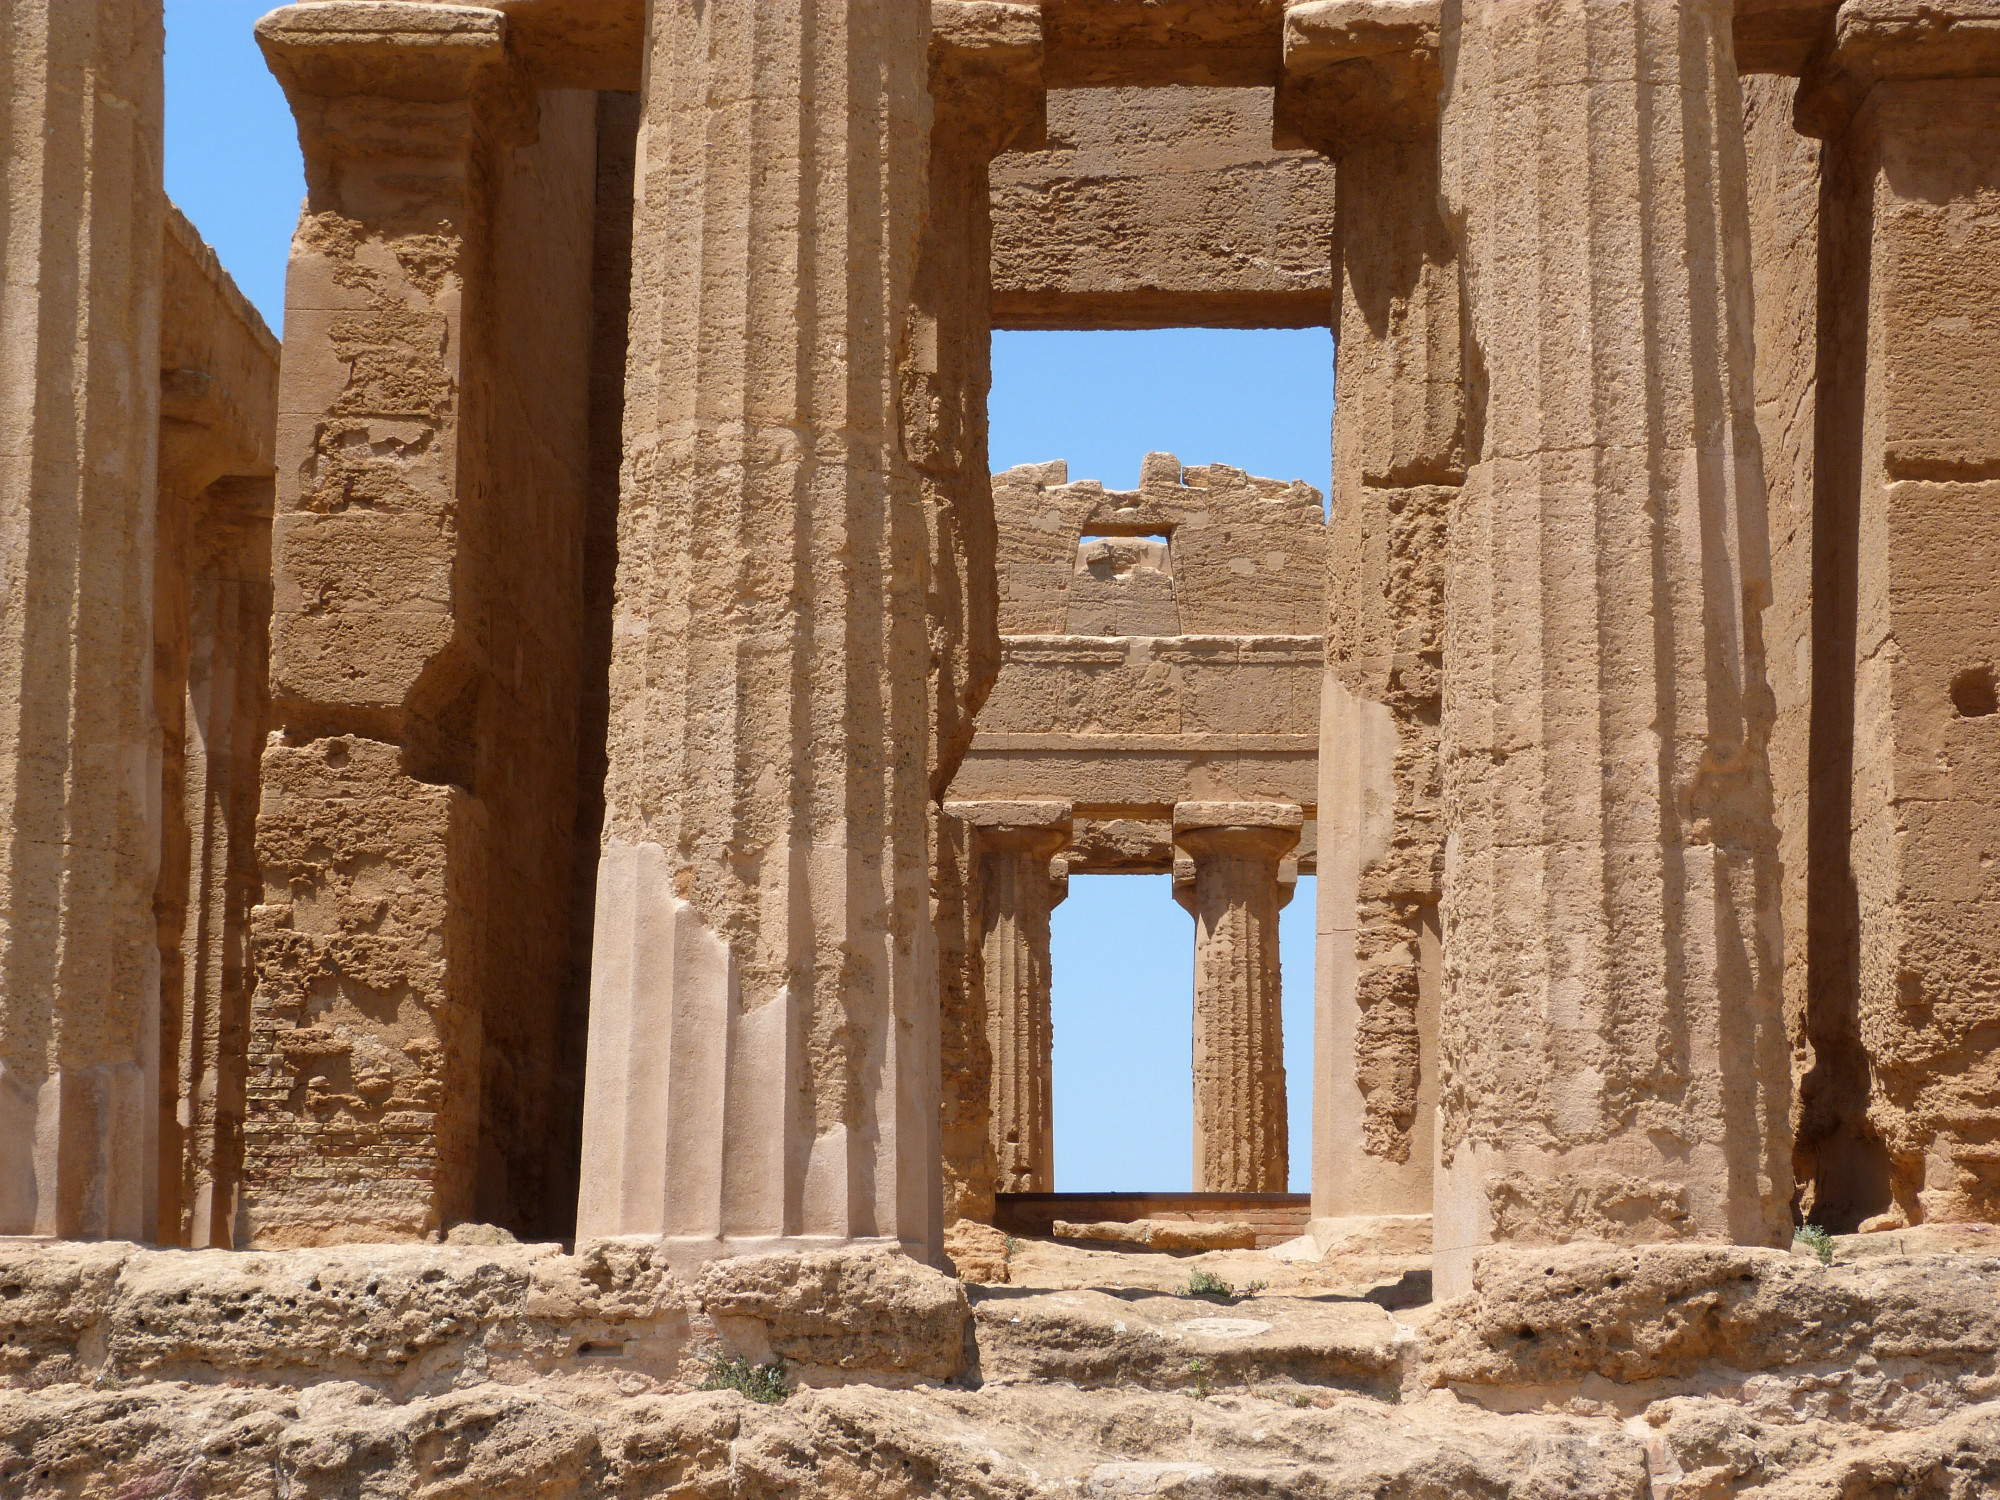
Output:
[[995, 1192, 1313, 1249], [1, 1224, 1997, 1496]]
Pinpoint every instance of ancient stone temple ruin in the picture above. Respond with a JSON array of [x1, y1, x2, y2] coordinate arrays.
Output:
[[1, 1, 1998, 1494]]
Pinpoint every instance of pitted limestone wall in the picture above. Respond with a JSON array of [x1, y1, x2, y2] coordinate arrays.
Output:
[[957, 454, 1326, 848]]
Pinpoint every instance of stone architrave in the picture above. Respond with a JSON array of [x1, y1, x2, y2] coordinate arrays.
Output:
[[577, 3, 939, 1262], [1431, 0, 1793, 1296], [947, 801, 1072, 1195], [0, 0, 164, 1239], [1173, 802, 1301, 1194], [1796, 6, 2000, 1230], [1278, 0, 1461, 1234]]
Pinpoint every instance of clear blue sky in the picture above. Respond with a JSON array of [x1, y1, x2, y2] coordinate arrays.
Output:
[[163, 4, 1334, 1193]]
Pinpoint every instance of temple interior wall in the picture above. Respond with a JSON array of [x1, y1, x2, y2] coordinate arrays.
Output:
[[1742, 75, 1854, 1229], [460, 88, 600, 1240]]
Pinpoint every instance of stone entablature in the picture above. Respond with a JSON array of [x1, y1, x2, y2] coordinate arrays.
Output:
[[991, 86, 1336, 330]]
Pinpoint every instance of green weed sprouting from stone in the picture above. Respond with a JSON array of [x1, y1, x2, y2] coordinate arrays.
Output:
[[1004, 1235, 1018, 1260], [700, 1353, 790, 1405], [1184, 1270, 1265, 1302], [1185, 1268, 1234, 1298], [1188, 1356, 1210, 1399], [1795, 1223, 1835, 1265]]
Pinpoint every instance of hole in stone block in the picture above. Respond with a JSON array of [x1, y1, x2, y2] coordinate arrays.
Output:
[[1951, 665, 1997, 718]]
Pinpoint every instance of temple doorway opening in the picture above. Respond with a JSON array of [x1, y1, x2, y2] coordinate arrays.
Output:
[[1048, 872, 1317, 1195]]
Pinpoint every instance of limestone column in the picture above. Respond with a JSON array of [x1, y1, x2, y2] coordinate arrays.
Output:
[[948, 802, 1071, 1195], [0, 0, 164, 1239], [917, 5, 1045, 1230], [247, 4, 525, 1245], [577, 2, 940, 1260], [1278, 0, 1460, 1233], [1432, 0, 1793, 1295], [1797, 9, 2000, 1230], [1174, 803, 1301, 1194]]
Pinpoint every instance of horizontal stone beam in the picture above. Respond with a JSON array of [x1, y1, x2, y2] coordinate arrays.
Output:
[[991, 86, 1334, 331]]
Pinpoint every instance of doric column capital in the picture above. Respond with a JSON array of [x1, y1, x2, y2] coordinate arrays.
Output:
[[931, 1, 1046, 155], [1172, 801, 1304, 863], [1796, 0, 2000, 137], [1275, 0, 1442, 155], [256, 2, 534, 174], [948, 799, 1075, 861], [257, 3, 508, 102]]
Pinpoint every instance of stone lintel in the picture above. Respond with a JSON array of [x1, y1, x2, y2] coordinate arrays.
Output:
[[1038, 0, 1284, 88], [488, 0, 644, 90], [1796, 0, 2000, 137]]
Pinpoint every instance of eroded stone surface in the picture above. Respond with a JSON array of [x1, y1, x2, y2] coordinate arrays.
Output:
[[0, 1237, 1993, 1496]]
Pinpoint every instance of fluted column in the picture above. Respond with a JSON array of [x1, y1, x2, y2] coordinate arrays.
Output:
[[1433, 0, 1792, 1295], [1279, 0, 1459, 1230], [950, 801, 1070, 1194], [1175, 802, 1301, 1193], [0, 0, 164, 1239], [1797, 8, 2000, 1230], [578, 2, 938, 1260]]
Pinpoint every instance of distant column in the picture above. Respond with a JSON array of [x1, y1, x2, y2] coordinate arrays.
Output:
[[950, 802, 1072, 1195], [1175, 802, 1301, 1194], [1432, 0, 1792, 1295], [0, 0, 164, 1239], [1798, 8, 2000, 1229]]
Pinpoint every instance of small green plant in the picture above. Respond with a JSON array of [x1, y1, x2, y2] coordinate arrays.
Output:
[[1795, 1223, 1835, 1266], [1185, 1268, 1234, 1298], [1291, 1392, 1314, 1409], [1184, 1269, 1265, 1302], [1188, 1356, 1210, 1399], [700, 1352, 790, 1405], [1004, 1235, 1018, 1260]]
